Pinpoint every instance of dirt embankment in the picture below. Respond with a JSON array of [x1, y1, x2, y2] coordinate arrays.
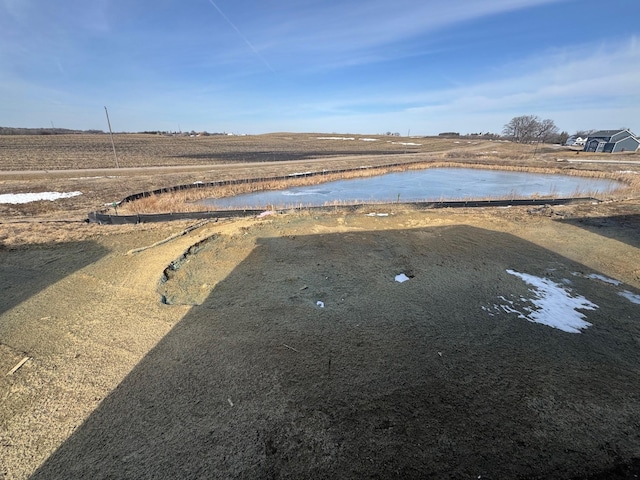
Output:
[[1, 202, 639, 479]]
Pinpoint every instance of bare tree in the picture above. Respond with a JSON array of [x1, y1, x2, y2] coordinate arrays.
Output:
[[536, 118, 559, 143], [502, 115, 539, 143], [574, 130, 596, 138], [503, 115, 558, 143]]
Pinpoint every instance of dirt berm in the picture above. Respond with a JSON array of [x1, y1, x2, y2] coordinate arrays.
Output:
[[1, 202, 640, 479]]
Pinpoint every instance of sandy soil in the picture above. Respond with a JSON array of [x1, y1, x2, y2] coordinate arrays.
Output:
[[1, 136, 639, 478], [1, 201, 639, 479]]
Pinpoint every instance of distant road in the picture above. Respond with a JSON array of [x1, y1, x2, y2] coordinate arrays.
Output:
[[0, 164, 236, 180], [558, 158, 640, 165], [0, 160, 341, 181], [0, 153, 428, 180]]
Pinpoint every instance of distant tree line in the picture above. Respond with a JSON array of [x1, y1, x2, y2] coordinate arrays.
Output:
[[437, 131, 502, 140], [0, 127, 104, 135], [0, 127, 233, 136]]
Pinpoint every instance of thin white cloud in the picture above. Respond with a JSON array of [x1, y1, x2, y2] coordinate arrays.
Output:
[[207, 0, 274, 72], [259, 36, 639, 134], [309, 37, 639, 111], [253, 0, 568, 60], [427, 38, 640, 112]]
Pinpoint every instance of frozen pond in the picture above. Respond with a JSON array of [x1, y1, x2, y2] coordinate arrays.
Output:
[[200, 167, 622, 210]]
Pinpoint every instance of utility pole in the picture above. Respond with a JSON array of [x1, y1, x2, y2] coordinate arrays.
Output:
[[104, 106, 119, 168]]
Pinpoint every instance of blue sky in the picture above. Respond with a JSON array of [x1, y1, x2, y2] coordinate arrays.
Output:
[[1, 0, 638, 135]]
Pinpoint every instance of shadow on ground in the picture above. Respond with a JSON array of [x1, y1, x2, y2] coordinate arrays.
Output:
[[560, 213, 640, 250], [31, 226, 640, 479], [171, 150, 417, 162], [0, 241, 109, 373]]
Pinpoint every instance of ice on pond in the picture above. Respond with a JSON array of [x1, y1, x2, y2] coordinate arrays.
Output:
[[200, 167, 622, 210]]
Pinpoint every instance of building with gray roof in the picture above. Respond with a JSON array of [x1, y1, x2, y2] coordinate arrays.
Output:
[[583, 129, 640, 153]]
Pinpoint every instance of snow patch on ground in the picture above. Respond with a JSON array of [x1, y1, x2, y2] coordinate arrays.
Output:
[[484, 270, 598, 333], [586, 273, 621, 286], [576, 271, 640, 305], [395, 273, 410, 283], [317, 137, 355, 141], [0, 191, 82, 204], [619, 290, 640, 305]]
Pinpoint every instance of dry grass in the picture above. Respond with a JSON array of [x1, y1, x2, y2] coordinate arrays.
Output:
[[1, 132, 635, 172], [0, 133, 456, 171]]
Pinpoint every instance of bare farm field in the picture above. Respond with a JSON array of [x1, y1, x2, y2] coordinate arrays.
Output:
[[1, 133, 640, 479]]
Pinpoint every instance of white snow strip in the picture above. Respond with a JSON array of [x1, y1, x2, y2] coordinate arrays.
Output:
[[316, 137, 355, 141], [619, 290, 640, 305], [0, 191, 82, 204], [257, 210, 276, 218], [587, 274, 621, 286], [395, 273, 410, 283], [391, 142, 422, 146], [359, 138, 378, 142], [500, 269, 598, 333]]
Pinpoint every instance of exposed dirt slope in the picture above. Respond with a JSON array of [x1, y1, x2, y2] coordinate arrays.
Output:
[[1, 205, 639, 479]]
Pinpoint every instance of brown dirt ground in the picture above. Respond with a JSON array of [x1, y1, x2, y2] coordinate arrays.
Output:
[[1, 135, 640, 479]]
